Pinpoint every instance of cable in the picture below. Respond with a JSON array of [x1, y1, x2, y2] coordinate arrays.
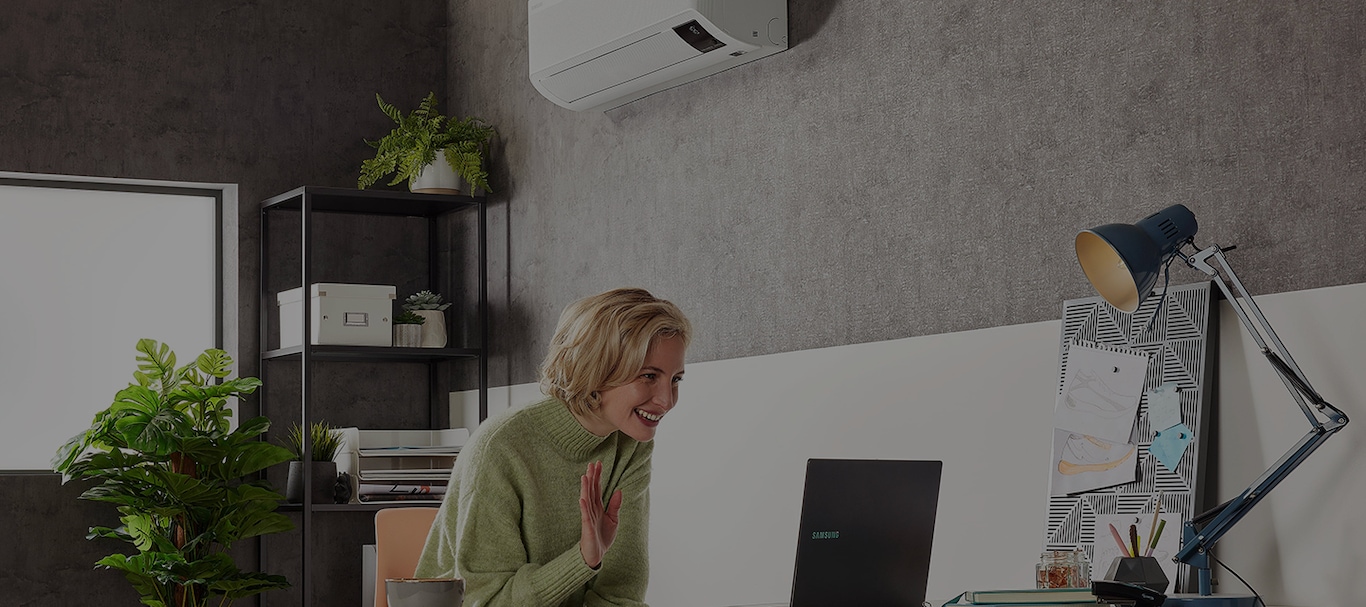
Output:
[[1208, 552, 1266, 607], [1138, 248, 1181, 335]]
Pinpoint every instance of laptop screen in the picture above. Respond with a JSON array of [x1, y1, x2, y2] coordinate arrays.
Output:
[[789, 459, 943, 607]]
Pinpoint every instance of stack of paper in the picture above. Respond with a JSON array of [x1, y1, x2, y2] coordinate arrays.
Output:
[[334, 428, 468, 503]]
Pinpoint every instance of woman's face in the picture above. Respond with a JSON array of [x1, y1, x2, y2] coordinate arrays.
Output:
[[580, 334, 686, 442]]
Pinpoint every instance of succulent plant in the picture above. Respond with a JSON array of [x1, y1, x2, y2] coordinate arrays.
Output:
[[394, 310, 426, 325], [403, 290, 451, 311]]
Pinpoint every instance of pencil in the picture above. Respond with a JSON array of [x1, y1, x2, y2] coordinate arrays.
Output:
[[1109, 523, 1130, 557], [1146, 519, 1167, 557], [1145, 493, 1163, 557]]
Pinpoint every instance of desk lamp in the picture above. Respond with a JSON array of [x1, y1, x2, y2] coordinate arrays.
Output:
[[1074, 204, 1349, 607]]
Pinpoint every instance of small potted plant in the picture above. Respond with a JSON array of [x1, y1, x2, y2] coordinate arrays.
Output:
[[283, 420, 345, 504], [393, 310, 425, 348], [402, 290, 452, 348], [358, 92, 496, 195]]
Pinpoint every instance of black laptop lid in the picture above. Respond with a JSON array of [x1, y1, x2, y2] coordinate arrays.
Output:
[[789, 459, 943, 607]]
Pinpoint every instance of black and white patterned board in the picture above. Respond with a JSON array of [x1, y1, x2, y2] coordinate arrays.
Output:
[[1044, 281, 1217, 592]]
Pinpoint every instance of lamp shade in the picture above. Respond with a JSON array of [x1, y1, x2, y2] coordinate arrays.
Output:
[[1075, 204, 1198, 313]]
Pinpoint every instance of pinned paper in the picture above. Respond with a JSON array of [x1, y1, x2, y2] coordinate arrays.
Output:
[[1149, 423, 1194, 473], [1054, 342, 1150, 444], [1050, 428, 1139, 496], [1145, 382, 1183, 432]]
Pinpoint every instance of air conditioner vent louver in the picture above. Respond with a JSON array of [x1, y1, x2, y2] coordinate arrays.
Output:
[[541, 31, 701, 104]]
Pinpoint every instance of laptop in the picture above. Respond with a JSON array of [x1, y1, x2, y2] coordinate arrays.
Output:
[[777, 458, 944, 607]]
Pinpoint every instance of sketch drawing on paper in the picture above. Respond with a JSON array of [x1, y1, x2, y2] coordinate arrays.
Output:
[[1053, 342, 1148, 444], [1058, 433, 1135, 475], [1049, 428, 1137, 496]]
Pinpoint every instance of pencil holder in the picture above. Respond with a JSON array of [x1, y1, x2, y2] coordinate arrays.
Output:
[[1103, 556, 1168, 595]]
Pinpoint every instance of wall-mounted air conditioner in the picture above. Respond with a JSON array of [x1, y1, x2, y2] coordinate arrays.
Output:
[[529, 0, 788, 112]]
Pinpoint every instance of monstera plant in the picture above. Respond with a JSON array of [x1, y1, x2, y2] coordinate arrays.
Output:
[[51, 339, 295, 607]]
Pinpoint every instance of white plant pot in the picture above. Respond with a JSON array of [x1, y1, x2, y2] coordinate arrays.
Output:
[[393, 324, 422, 348], [410, 155, 464, 195], [414, 310, 447, 348], [386, 578, 464, 607]]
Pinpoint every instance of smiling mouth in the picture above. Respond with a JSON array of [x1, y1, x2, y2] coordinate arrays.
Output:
[[635, 409, 662, 422]]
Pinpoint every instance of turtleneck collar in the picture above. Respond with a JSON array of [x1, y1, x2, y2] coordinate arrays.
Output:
[[529, 398, 612, 458]]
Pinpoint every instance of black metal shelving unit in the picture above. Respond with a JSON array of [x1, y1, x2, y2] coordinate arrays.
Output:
[[259, 186, 488, 606]]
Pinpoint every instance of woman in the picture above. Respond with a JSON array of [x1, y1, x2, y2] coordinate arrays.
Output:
[[415, 287, 691, 607]]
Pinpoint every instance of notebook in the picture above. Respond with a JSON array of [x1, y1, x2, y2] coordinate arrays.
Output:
[[783, 458, 944, 607]]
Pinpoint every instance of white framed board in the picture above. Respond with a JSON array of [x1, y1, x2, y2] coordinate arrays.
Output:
[[0, 175, 225, 471]]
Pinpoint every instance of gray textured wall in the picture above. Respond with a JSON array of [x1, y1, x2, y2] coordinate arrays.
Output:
[[0, 2, 447, 606], [4, 1, 1366, 605], [450, 1, 1366, 388]]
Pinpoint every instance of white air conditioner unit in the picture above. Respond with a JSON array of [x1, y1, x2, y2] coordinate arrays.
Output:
[[529, 0, 788, 112]]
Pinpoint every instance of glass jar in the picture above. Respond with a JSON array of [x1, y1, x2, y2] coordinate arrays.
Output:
[[1035, 549, 1090, 589]]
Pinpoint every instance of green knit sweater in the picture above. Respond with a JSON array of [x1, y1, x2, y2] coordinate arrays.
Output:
[[415, 398, 653, 607]]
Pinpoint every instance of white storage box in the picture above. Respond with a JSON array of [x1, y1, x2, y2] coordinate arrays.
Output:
[[277, 283, 396, 348]]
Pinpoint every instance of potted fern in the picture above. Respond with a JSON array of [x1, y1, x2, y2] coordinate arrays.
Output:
[[358, 92, 496, 195], [51, 339, 294, 607], [282, 420, 345, 504]]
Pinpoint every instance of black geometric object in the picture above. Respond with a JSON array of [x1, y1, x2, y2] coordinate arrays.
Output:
[[1092, 579, 1168, 607], [1104, 556, 1170, 595]]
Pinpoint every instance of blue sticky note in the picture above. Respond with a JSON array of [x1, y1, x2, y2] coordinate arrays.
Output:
[[1150, 423, 1194, 473]]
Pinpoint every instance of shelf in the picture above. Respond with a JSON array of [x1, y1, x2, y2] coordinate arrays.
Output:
[[260, 184, 489, 607], [261, 345, 481, 362], [261, 185, 483, 217]]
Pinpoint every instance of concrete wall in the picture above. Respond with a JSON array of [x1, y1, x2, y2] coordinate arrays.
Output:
[[448, 1, 1366, 389], [0, 2, 447, 605]]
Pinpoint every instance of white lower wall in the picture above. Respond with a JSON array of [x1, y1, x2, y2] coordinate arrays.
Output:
[[453, 281, 1366, 607]]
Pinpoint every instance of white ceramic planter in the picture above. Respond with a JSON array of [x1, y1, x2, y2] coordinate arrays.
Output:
[[409, 154, 464, 195], [414, 310, 447, 348]]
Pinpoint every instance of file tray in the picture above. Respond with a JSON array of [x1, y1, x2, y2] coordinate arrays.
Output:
[[357, 428, 470, 456]]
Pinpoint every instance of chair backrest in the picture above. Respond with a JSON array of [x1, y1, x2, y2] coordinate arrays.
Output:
[[374, 507, 441, 607]]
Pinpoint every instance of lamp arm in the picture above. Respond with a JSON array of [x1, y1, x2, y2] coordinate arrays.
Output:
[[1171, 245, 1349, 594]]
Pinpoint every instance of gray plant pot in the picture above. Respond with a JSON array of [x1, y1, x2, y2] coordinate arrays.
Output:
[[394, 324, 422, 347], [285, 460, 338, 504]]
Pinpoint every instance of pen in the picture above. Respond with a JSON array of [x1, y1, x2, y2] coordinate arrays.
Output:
[[1109, 523, 1131, 557], [1146, 519, 1167, 557], [1129, 524, 1140, 558]]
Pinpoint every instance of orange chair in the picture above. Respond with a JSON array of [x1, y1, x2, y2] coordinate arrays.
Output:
[[374, 507, 441, 607]]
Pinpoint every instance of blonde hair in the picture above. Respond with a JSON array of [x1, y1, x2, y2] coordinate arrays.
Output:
[[540, 288, 692, 417]]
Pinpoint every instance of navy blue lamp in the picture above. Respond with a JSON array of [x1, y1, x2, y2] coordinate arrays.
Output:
[[1074, 204, 1198, 313], [1075, 205, 1349, 607]]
